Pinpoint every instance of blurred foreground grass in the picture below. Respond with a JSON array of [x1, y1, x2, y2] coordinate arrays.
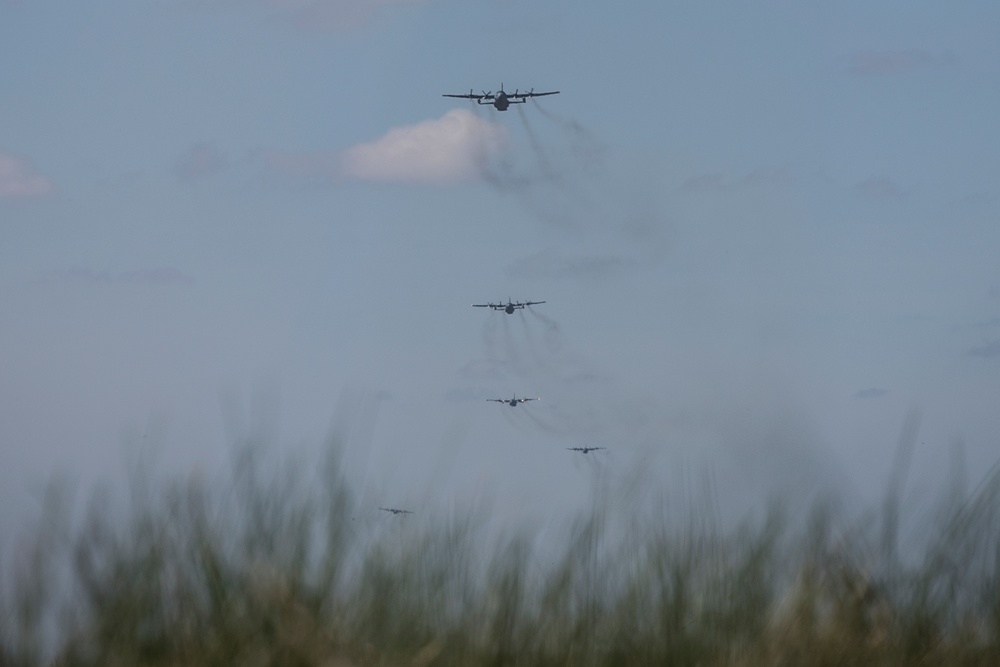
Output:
[[2, 440, 999, 667]]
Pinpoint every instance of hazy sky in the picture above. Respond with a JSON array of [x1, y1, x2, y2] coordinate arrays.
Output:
[[3, 1, 999, 535]]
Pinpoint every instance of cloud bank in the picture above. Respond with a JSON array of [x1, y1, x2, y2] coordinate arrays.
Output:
[[0, 152, 54, 198]]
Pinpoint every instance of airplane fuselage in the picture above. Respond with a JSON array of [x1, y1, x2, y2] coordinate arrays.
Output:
[[493, 92, 510, 111], [505, 304, 516, 314]]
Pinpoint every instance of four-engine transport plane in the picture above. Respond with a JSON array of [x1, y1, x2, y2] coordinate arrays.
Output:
[[379, 507, 413, 515], [489, 394, 539, 407], [567, 446, 606, 454], [443, 84, 559, 111], [473, 299, 545, 314]]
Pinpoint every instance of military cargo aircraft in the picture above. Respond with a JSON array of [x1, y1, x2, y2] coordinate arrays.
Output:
[[473, 299, 545, 314], [488, 394, 540, 407], [444, 84, 559, 111]]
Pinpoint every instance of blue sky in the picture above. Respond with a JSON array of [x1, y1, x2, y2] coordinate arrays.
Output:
[[2, 0, 999, 535]]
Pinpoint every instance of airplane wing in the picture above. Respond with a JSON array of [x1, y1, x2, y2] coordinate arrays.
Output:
[[520, 397, 539, 402], [443, 93, 485, 100], [525, 300, 546, 307], [487, 399, 505, 403], [472, 304, 491, 308], [513, 90, 559, 99]]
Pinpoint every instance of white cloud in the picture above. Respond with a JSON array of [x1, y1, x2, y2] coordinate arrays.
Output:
[[338, 109, 507, 185], [0, 152, 54, 198]]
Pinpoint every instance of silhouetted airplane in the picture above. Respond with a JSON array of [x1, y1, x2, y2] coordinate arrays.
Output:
[[379, 507, 413, 515], [473, 299, 545, 314], [567, 446, 605, 454], [443, 84, 559, 111], [488, 394, 539, 407]]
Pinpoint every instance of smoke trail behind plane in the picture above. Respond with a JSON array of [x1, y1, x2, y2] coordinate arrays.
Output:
[[515, 104, 561, 187]]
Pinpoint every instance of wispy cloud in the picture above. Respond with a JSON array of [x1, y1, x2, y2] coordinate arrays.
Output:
[[264, 0, 426, 31], [457, 359, 508, 383], [507, 249, 640, 281], [174, 143, 228, 182], [847, 49, 957, 76], [170, 0, 427, 32], [0, 152, 54, 198], [967, 340, 1000, 359], [119, 268, 197, 285], [742, 166, 799, 188], [680, 172, 729, 193], [680, 165, 811, 193], [854, 387, 888, 399], [263, 110, 506, 186], [259, 149, 338, 182], [972, 317, 1000, 329], [856, 176, 904, 199], [39, 267, 196, 287]]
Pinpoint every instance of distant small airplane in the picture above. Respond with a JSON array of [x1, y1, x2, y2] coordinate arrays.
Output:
[[379, 507, 413, 515], [443, 84, 559, 111], [489, 394, 539, 407], [567, 446, 605, 454], [473, 299, 545, 314]]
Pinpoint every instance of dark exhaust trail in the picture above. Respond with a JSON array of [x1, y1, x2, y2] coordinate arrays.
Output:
[[482, 313, 500, 355], [527, 307, 563, 355], [517, 310, 548, 372], [479, 150, 533, 196], [468, 103, 526, 193], [501, 313, 524, 373], [521, 405, 564, 435], [501, 405, 519, 429], [530, 97, 605, 157], [516, 104, 560, 186]]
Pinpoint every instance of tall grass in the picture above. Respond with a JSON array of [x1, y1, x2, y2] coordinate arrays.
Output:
[[2, 437, 999, 666]]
